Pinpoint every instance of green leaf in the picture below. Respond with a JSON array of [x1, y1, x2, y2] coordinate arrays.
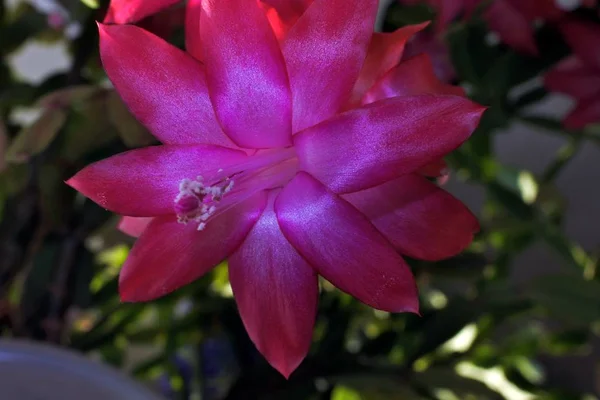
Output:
[[408, 298, 483, 363], [413, 367, 504, 399], [37, 85, 102, 109], [60, 94, 119, 162], [332, 376, 424, 400], [71, 248, 96, 308], [332, 386, 362, 400], [528, 274, 600, 325], [38, 164, 74, 228], [5, 109, 67, 163], [106, 91, 156, 148], [21, 241, 60, 317]]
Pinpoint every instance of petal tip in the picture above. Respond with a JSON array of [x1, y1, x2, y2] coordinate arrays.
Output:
[[270, 357, 303, 379]]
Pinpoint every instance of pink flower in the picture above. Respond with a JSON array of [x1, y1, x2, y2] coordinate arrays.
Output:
[[399, 0, 563, 55], [69, 0, 484, 377], [104, 0, 181, 25], [104, 0, 184, 40], [402, 29, 457, 83], [545, 18, 600, 129]]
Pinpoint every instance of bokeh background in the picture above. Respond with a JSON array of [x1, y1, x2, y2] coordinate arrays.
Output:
[[0, 0, 599, 399]]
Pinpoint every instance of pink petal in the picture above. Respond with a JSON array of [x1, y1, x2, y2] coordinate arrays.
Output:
[[66, 145, 247, 217], [260, 3, 292, 41], [343, 175, 478, 261], [229, 191, 318, 378], [435, 0, 465, 32], [362, 54, 465, 105], [347, 22, 429, 107], [559, 18, 600, 70], [137, 6, 185, 41], [564, 97, 600, 130], [294, 95, 485, 194], [118, 217, 153, 238], [200, 0, 292, 148], [275, 172, 419, 313], [484, 0, 538, 55], [402, 30, 456, 83], [120, 193, 267, 302], [511, 0, 562, 21], [185, 0, 203, 61], [98, 24, 234, 147], [104, 0, 179, 24], [418, 158, 449, 178], [261, 0, 312, 23], [544, 56, 600, 100], [282, 0, 379, 132]]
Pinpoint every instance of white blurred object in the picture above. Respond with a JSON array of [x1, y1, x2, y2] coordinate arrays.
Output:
[[28, 0, 82, 39], [0, 340, 165, 400], [555, 0, 582, 11]]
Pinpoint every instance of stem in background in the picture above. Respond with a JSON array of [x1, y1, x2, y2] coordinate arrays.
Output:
[[541, 136, 583, 184]]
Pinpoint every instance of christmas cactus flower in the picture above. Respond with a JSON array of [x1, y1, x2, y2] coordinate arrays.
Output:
[[68, 0, 485, 377], [104, 0, 185, 40], [104, 0, 181, 25], [399, 0, 563, 54], [545, 17, 600, 129]]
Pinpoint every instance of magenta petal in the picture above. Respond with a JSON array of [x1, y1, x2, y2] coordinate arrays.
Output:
[[544, 56, 600, 100], [436, 0, 465, 32], [261, 0, 312, 23], [363, 54, 465, 104], [282, 0, 379, 132], [66, 145, 247, 217], [564, 97, 600, 130], [104, 0, 179, 24], [294, 95, 485, 193], [119, 193, 267, 302], [348, 22, 429, 107], [275, 172, 419, 313], [229, 191, 318, 378], [99, 24, 234, 147], [200, 0, 292, 149], [185, 0, 203, 61], [485, 0, 538, 55], [559, 18, 600, 70], [343, 175, 479, 261], [118, 217, 153, 238]]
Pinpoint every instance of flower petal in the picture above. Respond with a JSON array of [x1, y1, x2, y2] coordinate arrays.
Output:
[[362, 54, 465, 105], [200, 0, 292, 148], [98, 24, 234, 147], [544, 57, 600, 100], [67, 145, 247, 217], [559, 18, 600, 70], [229, 191, 318, 378], [262, 0, 312, 23], [436, 0, 466, 32], [282, 0, 379, 132], [118, 217, 153, 238], [402, 30, 456, 83], [294, 95, 485, 193], [275, 172, 419, 313], [104, 0, 179, 24], [485, 0, 538, 55], [348, 22, 429, 107], [119, 193, 267, 302], [185, 0, 203, 61], [343, 175, 478, 261], [564, 97, 600, 130]]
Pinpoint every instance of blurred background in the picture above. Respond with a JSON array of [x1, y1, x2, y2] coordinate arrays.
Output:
[[0, 0, 599, 399]]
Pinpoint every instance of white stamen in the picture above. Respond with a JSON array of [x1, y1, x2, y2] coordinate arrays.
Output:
[[174, 174, 235, 231]]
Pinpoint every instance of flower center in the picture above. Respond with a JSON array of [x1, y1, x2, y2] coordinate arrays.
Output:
[[174, 148, 297, 230]]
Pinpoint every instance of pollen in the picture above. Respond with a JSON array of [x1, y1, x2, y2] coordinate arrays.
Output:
[[174, 175, 234, 231]]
